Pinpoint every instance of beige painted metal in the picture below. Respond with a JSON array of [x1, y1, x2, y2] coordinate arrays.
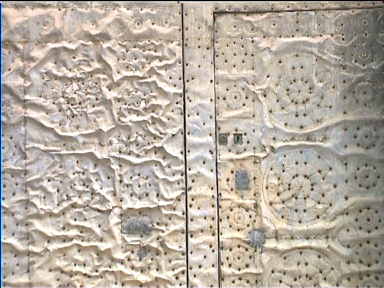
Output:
[[184, 2, 384, 288], [2, 1, 384, 288], [213, 3, 384, 288], [3, 2, 186, 288], [183, 4, 220, 288]]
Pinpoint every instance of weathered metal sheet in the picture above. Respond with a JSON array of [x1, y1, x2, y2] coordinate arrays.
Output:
[[2, 1, 384, 288], [183, 3, 221, 288], [214, 4, 384, 288], [3, 2, 186, 288]]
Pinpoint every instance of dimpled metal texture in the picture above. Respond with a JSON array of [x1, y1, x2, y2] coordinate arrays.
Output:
[[2, 2, 384, 288]]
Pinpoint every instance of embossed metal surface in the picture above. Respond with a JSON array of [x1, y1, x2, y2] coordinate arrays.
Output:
[[3, 2, 186, 288], [2, 1, 384, 288], [214, 5, 384, 288]]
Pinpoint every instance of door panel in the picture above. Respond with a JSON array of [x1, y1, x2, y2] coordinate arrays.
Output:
[[2, 2, 384, 288], [2, 3, 187, 288], [214, 7, 384, 288]]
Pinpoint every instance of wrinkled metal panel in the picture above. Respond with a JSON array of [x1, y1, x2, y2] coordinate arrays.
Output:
[[3, 2, 186, 288]]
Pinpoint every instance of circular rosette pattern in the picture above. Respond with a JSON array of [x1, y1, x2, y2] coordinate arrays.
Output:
[[221, 206, 257, 233], [265, 52, 335, 131], [336, 201, 384, 269], [263, 148, 339, 225], [264, 249, 340, 287]]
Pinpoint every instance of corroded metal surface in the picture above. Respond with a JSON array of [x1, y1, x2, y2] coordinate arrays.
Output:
[[2, 1, 384, 288]]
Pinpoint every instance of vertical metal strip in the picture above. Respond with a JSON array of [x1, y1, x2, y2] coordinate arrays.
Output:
[[181, 4, 190, 288], [183, 3, 220, 288], [212, 12, 222, 288], [0, 3, 3, 287]]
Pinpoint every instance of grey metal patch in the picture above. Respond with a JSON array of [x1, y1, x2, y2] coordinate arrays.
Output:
[[233, 133, 243, 145], [122, 216, 152, 235], [235, 169, 249, 190], [137, 246, 149, 261], [249, 229, 265, 252], [219, 133, 229, 145]]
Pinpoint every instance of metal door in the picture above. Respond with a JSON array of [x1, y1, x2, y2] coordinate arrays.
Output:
[[2, 2, 384, 288], [214, 6, 384, 288], [2, 3, 187, 288]]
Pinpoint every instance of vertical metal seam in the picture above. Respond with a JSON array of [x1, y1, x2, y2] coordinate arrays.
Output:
[[21, 13, 30, 288], [212, 11, 222, 288], [181, 3, 190, 288], [0, 3, 3, 288]]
